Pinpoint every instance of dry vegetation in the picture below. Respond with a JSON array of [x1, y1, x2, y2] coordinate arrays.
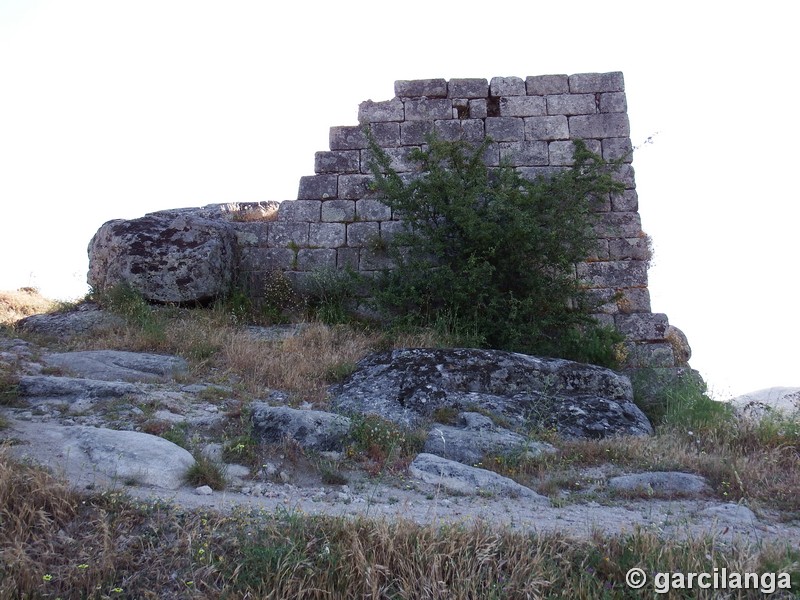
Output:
[[1, 450, 797, 599], [0, 288, 59, 326], [1, 288, 799, 597]]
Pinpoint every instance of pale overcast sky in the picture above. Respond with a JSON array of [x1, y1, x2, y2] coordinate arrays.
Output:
[[1, 0, 797, 398]]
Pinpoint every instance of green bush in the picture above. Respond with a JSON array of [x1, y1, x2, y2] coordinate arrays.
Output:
[[366, 134, 625, 367]]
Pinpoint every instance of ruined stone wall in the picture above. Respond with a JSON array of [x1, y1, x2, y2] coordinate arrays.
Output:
[[233, 72, 682, 370]]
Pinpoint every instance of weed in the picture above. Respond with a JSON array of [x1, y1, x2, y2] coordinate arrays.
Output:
[[184, 455, 226, 490], [366, 133, 626, 368]]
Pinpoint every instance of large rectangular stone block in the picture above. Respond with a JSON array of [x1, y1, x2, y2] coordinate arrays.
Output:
[[546, 94, 596, 116], [577, 260, 648, 289], [600, 92, 627, 113], [356, 198, 392, 221], [358, 98, 404, 122], [612, 189, 638, 212], [516, 166, 569, 181], [614, 164, 636, 189], [462, 119, 485, 141], [569, 72, 625, 93], [434, 120, 464, 141], [298, 175, 337, 199], [404, 98, 452, 121], [615, 313, 669, 342], [296, 248, 337, 271], [448, 78, 488, 98], [499, 141, 548, 166], [347, 221, 379, 246], [360, 247, 396, 270], [277, 200, 322, 222], [309, 222, 346, 248], [569, 113, 630, 139], [315, 150, 360, 174], [360, 147, 420, 173], [337, 247, 360, 269], [338, 174, 380, 200], [321, 200, 356, 223], [370, 122, 400, 146], [623, 342, 675, 369], [395, 79, 448, 98], [268, 222, 309, 247], [526, 74, 569, 95], [595, 212, 642, 239], [585, 287, 651, 315], [485, 117, 524, 141], [609, 237, 652, 261], [239, 247, 295, 272], [602, 138, 633, 163], [401, 121, 434, 145], [548, 140, 601, 165], [232, 222, 269, 247], [524, 116, 568, 141], [499, 96, 546, 117], [380, 219, 405, 242], [490, 76, 525, 96], [329, 126, 367, 150], [468, 99, 487, 119]]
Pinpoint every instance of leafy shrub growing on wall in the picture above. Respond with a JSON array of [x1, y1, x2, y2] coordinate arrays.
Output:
[[366, 134, 625, 368]]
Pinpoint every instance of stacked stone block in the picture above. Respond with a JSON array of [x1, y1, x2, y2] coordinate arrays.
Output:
[[235, 72, 682, 370]]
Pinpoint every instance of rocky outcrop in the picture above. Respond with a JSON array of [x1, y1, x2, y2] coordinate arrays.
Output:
[[18, 303, 125, 339], [251, 403, 352, 451], [409, 453, 548, 501], [87, 211, 237, 304], [730, 387, 800, 420], [329, 348, 652, 439], [423, 412, 556, 466]]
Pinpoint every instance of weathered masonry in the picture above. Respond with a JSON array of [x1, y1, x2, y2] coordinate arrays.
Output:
[[88, 72, 692, 374], [231, 72, 686, 371]]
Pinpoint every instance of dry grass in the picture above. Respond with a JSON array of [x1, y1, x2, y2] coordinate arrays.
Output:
[[0, 450, 797, 599], [0, 287, 59, 326]]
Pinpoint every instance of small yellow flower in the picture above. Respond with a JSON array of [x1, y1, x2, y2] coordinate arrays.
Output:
[[43, 574, 53, 582], [77, 564, 89, 570]]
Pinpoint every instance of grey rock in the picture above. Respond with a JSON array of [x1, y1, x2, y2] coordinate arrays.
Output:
[[43, 350, 187, 383], [251, 404, 351, 451], [699, 503, 757, 523], [730, 387, 800, 420], [608, 472, 711, 498], [329, 348, 651, 439], [195, 485, 213, 495], [7, 420, 195, 490], [409, 453, 548, 502], [17, 303, 125, 339], [424, 412, 556, 466], [87, 212, 236, 304], [19, 375, 140, 400]]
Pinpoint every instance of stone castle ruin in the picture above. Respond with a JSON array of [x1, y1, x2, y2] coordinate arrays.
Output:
[[88, 72, 692, 377]]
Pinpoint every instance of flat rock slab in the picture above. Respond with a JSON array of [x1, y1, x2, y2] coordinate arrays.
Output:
[[6, 419, 195, 490], [18, 375, 141, 400], [330, 348, 651, 439], [43, 350, 188, 383], [409, 453, 549, 503], [607, 471, 711, 498]]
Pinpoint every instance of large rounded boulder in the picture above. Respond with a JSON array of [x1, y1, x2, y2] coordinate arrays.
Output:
[[88, 212, 236, 304], [329, 348, 652, 439]]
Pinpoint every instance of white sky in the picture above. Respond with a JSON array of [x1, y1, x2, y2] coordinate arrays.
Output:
[[1, 0, 797, 399]]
